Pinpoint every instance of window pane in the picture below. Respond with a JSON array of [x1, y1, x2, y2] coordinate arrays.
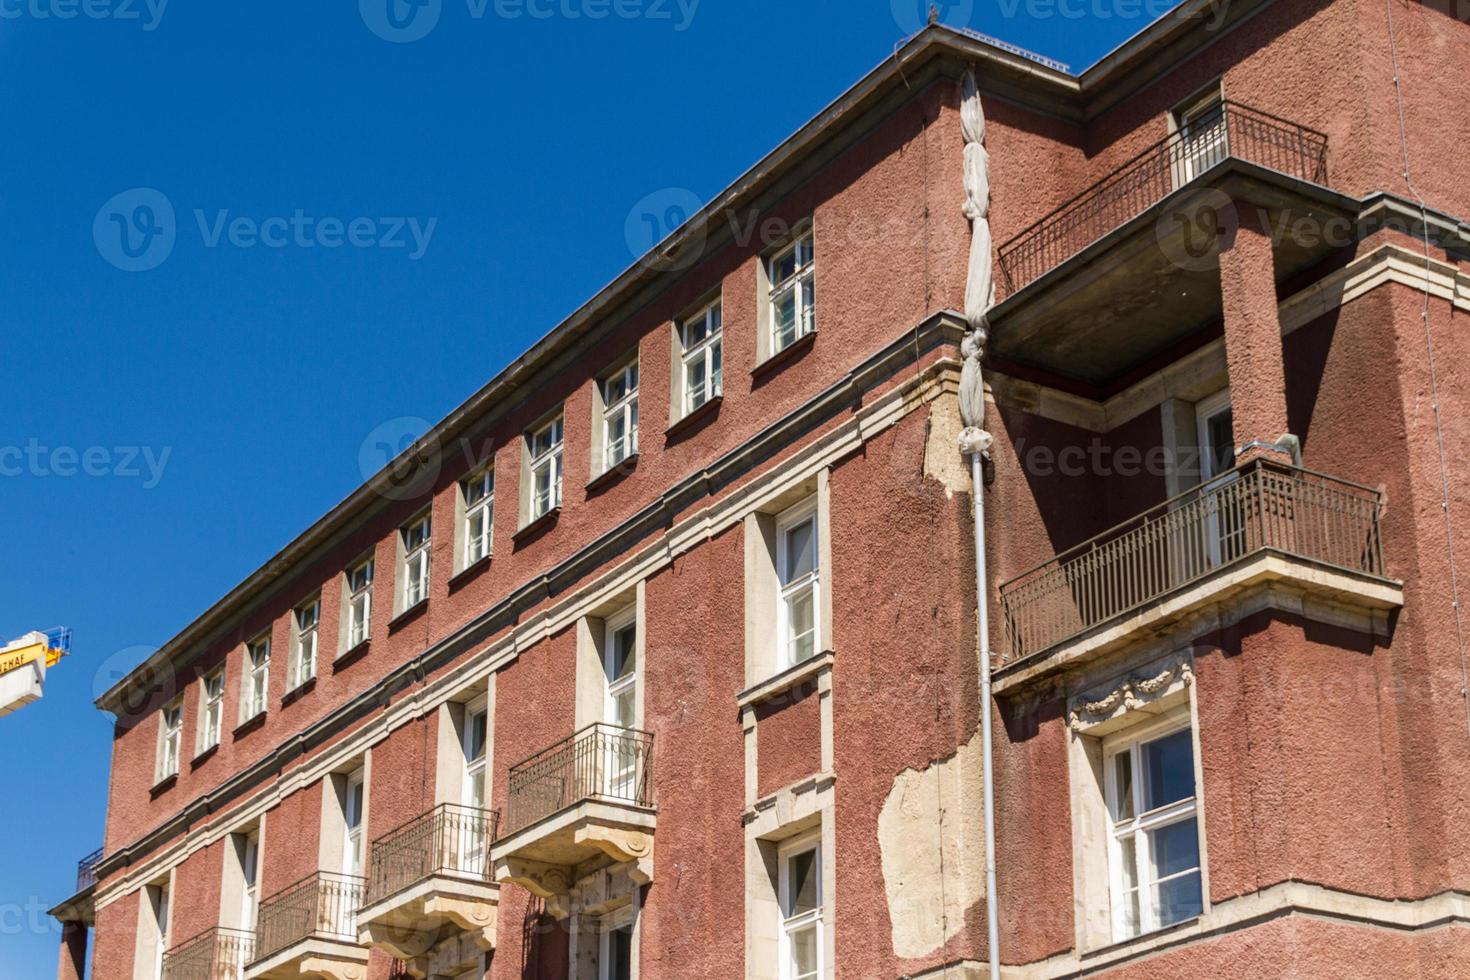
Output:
[[772, 247, 797, 284], [1112, 751, 1134, 820], [609, 625, 636, 681], [788, 589, 815, 663], [711, 342, 722, 390], [783, 518, 816, 582], [1116, 835, 1140, 937], [774, 288, 797, 347], [1153, 868, 1203, 927], [786, 850, 818, 916], [608, 926, 633, 980], [789, 924, 818, 980], [612, 687, 636, 730], [1149, 817, 1200, 881], [1143, 729, 1195, 810]]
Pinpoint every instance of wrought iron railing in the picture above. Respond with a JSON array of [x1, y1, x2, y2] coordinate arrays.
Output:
[[161, 926, 255, 980], [250, 871, 363, 964], [504, 723, 655, 835], [996, 102, 1330, 295], [364, 803, 499, 905], [76, 847, 103, 892], [998, 460, 1385, 663]]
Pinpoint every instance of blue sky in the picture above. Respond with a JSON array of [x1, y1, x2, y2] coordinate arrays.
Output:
[[0, 2, 1179, 974]]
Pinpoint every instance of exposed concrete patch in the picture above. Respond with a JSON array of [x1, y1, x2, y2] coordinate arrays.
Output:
[[879, 726, 985, 960], [924, 395, 972, 496]]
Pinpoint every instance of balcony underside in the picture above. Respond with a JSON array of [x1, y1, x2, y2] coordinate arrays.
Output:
[[491, 800, 655, 919], [990, 161, 1359, 387], [247, 938, 368, 980], [355, 875, 498, 961], [993, 550, 1403, 694]]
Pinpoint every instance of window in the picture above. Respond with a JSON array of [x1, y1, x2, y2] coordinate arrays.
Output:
[[243, 635, 270, 721], [289, 598, 320, 691], [343, 770, 366, 878], [528, 416, 564, 520], [458, 697, 490, 873], [198, 669, 224, 753], [346, 557, 373, 648], [779, 838, 822, 980], [1175, 90, 1227, 185], [777, 499, 821, 667], [401, 514, 431, 609], [599, 924, 633, 980], [602, 361, 640, 470], [157, 699, 182, 782], [240, 831, 260, 931], [150, 884, 170, 980], [1105, 721, 1203, 940], [680, 300, 723, 417], [462, 468, 494, 568], [767, 232, 815, 355], [603, 609, 637, 730]]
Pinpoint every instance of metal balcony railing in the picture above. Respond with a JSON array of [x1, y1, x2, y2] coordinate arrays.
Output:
[[996, 102, 1330, 295], [998, 460, 1386, 663], [76, 847, 103, 892], [160, 926, 255, 980], [364, 803, 500, 905], [504, 723, 654, 836], [250, 871, 363, 964]]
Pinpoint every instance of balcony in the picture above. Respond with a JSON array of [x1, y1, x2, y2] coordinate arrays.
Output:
[[245, 872, 366, 980], [491, 723, 655, 918], [996, 460, 1402, 688], [988, 103, 1353, 387], [355, 803, 500, 964], [76, 847, 102, 893], [162, 927, 255, 980]]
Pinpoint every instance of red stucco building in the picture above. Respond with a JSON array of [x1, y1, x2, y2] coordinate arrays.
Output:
[[52, 2, 1470, 977]]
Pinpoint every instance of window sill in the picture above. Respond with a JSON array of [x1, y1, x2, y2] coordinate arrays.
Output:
[[190, 744, 219, 769], [388, 600, 428, 633], [149, 773, 178, 797], [586, 453, 638, 495], [513, 506, 560, 545], [448, 554, 493, 592], [232, 711, 267, 739], [751, 330, 815, 382], [281, 677, 316, 706], [334, 638, 371, 669], [665, 395, 722, 442], [736, 650, 833, 711]]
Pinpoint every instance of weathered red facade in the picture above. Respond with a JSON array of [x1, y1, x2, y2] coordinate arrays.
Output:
[[54, 3, 1470, 978]]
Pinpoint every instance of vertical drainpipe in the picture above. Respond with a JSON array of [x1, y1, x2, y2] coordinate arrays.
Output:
[[957, 69, 1001, 980]]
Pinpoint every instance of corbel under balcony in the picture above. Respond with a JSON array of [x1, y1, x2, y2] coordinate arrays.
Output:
[[355, 804, 500, 963], [491, 723, 655, 919], [995, 460, 1403, 694]]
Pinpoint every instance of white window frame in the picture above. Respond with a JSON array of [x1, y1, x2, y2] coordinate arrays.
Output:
[[289, 598, 320, 691], [528, 415, 565, 520], [601, 361, 640, 471], [767, 231, 815, 355], [462, 468, 495, 568], [1103, 715, 1203, 941], [151, 885, 170, 980], [680, 300, 723, 418], [243, 634, 270, 721], [346, 557, 374, 649], [401, 514, 432, 610], [157, 698, 183, 782], [778, 833, 823, 980], [198, 668, 224, 754], [240, 831, 260, 931], [1174, 89, 1227, 186], [776, 498, 821, 669], [598, 922, 635, 980], [343, 769, 366, 878], [602, 607, 638, 731]]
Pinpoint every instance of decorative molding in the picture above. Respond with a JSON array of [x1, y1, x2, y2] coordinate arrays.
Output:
[[1068, 655, 1194, 732]]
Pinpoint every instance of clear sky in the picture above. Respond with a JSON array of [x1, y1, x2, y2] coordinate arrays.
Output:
[[0, 2, 1181, 975]]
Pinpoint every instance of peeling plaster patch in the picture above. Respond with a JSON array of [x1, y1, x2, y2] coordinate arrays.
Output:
[[878, 727, 985, 960], [924, 396, 971, 496]]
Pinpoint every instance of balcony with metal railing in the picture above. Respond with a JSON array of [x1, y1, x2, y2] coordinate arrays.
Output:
[[76, 847, 103, 892], [355, 803, 500, 964], [244, 871, 366, 980], [161, 926, 255, 980], [994, 459, 1402, 689], [491, 723, 656, 918]]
